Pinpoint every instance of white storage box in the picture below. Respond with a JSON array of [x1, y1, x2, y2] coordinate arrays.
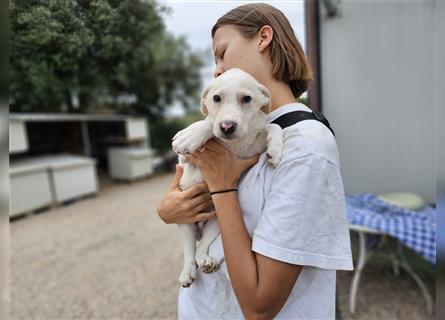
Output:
[[9, 119, 29, 153], [125, 118, 148, 141], [10, 155, 98, 215], [108, 147, 153, 180], [47, 156, 98, 202], [10, 162, 52, 217]]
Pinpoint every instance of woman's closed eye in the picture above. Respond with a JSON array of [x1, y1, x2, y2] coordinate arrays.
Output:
[[214, 48, 226, 65], [216, 47, 225, 60]]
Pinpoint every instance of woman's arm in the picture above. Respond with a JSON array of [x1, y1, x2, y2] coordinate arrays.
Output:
[[213, 192, 302, 319], [156, 164, 216, 224], [185, 139, 302, 319]]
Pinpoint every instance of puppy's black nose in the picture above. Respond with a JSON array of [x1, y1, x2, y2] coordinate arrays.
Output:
[[220, 121, 237, 135]]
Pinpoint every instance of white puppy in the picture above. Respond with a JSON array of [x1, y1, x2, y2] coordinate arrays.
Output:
[[172, 68, 283, 287]]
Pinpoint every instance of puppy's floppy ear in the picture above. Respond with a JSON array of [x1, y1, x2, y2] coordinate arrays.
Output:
[[200, 86, 210, 116], [258, 84, 271, 113]]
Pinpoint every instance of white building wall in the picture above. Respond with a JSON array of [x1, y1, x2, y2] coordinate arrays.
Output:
[[319, 1, 435, 203]]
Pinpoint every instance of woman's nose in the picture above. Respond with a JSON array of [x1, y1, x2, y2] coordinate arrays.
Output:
[[214, 64, 224, 78]]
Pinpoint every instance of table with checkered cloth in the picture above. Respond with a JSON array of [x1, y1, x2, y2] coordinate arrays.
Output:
[[346, 193, 436, 265]]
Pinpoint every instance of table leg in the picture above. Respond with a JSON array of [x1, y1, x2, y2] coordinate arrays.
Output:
[[390, 252, 400, 276], [397, 243, 433, 315], [349, 231, 367, 314]]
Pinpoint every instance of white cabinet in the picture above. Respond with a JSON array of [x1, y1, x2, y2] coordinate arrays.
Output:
[[10, 163, 52, 217], [48, 156, 98, 202], [125, 119, 148, 141], [9, 120, 28, 153], [108, 148, 153, 181], [9, 155, 98, 216]]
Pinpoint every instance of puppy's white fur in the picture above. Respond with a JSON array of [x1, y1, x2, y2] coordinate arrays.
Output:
[[172, 68, 283, 287]]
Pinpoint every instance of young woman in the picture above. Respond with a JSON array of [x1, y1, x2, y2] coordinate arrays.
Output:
[[157, 3, 353, 319]]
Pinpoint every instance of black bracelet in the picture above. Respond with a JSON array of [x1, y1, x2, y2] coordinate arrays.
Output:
[[210, 188, 238, 196]]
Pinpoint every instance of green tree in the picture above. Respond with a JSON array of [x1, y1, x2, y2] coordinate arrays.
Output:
[[10, 0, 204, 117]]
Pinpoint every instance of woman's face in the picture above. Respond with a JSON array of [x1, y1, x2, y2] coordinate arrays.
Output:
[[212, 25, 261, 79]]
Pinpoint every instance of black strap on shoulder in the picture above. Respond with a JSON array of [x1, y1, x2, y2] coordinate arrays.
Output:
[[271, 110, 335, 137]]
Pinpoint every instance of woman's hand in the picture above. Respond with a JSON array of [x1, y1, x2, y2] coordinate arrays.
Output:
[[156, 165, 216, 224], [184, 139, 260, 192]]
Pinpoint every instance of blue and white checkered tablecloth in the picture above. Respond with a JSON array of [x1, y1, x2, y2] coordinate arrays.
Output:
[[346, 193, 436, 265]]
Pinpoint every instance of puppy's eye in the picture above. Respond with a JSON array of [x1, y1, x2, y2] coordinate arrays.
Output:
[[213, 95, 221, 103], [241, 96, 252, 104]]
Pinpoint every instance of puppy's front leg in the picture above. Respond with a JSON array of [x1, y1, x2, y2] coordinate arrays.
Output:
[[172, 118, 214, 154], [178, 224, 198, 287], [265, 123, 283, 167], [195, 219, 222, 273]]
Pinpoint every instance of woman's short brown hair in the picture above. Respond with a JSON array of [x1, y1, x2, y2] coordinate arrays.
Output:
[[212, 3, 312, 98]]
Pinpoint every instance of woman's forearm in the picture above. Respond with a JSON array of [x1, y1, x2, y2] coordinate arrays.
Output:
[[182, 141, 297, 317], [211, 192, 268, 318]]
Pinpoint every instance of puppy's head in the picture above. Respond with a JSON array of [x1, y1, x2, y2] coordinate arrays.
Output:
[[200, 68, 271, 141]]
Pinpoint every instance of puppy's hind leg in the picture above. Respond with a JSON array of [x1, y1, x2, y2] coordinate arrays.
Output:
[[195, 218, 221, 274], [178, 224, 198, 287]]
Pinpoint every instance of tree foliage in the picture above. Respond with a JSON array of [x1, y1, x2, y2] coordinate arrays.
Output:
[[10, 0, 204, 117]]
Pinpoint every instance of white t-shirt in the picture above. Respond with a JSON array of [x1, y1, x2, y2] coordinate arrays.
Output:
[[178, 103, 353, 319]]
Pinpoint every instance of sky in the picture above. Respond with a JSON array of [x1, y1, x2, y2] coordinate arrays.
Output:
[[158, 1, 306, 116]]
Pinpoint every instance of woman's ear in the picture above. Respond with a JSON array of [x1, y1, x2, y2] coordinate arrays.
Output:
[[258, 84, 271, 113], [200, 86, 210, 116], [258, 25, 273, 53]]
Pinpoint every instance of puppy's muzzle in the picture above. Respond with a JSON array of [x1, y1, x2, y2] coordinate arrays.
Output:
[[220, 121, 237, 137]]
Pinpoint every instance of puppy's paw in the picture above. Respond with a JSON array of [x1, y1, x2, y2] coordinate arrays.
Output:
[[265, 123, 283, 168], [172, 120, 214, 155], [267, 149, 282, 167], [172, 129, 205, 155], [179, 263, 197, 288], [196, 254, 219, 274]]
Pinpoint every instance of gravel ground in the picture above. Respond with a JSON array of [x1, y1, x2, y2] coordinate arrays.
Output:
[[11, 173, 435, 319], [11, 173, 181, 319], [336, 267, 435, 320]]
